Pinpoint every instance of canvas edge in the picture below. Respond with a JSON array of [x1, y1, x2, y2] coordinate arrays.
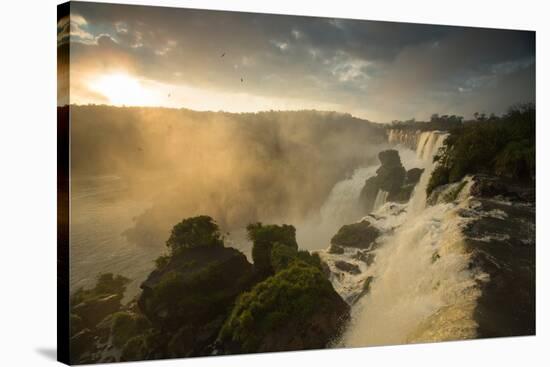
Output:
[[57, 1, 71, 365]]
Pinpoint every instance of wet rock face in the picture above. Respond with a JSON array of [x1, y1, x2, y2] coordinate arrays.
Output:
[[360, 149, 423, 213], [470, 174, 535, 203], [334, 260, 361, 274], [331, 220, 380, 249], [460, 175, 535, 338], [376, 150, 406, 195], [405, 168, 424, 185]]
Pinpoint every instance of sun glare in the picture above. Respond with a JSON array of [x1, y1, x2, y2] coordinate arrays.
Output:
[[89, 73, 153, 106]]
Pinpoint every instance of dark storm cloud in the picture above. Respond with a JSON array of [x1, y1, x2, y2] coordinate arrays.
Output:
[[68, 1, 535, 121]]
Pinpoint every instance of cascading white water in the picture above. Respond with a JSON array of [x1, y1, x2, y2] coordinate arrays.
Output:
[[340, 131, 487, 347], [297, 145, 423, 251], [408, 131, 447, 215], [297, 166, 378, 250], [373, 189, 389, 211]]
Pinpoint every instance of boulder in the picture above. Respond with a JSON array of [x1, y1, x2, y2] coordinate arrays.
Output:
[[331, 220, 380, 249], [334, 260, 360, 275]]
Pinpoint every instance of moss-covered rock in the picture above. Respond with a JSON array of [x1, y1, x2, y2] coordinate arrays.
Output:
[[247, 222, 298, 275], [139, 246, 254, 333], [218, 261, 350, 353], [331, 220, 380, 249]]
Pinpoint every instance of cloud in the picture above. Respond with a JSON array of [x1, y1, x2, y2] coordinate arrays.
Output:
[[64, 2, 535, 121]]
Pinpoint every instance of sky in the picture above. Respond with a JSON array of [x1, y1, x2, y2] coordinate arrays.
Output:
[[58, 2, 535, 122]]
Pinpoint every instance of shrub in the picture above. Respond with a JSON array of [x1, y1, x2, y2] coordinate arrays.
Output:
[[427, 104, 535, 195], [220, 261, 336, 352], [270, 243, 323, 273], [111, 311, 150, 348], [166, 216, 224, 253], [247, 222, 298, 274]]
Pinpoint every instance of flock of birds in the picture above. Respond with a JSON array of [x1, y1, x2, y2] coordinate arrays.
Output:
[[167, 51, 243, 99]]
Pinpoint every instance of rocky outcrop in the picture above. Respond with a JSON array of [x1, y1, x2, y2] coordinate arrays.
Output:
[[359, 150, 423, 212], [218, 261, 350, 354], [334, 260, 361, 274], [331, 220, 380, 249], [138, 245, 255, 357], [70, 217, 351, 362]]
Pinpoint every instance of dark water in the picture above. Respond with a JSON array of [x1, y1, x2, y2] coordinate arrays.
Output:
[[70, 176, 161, 301]]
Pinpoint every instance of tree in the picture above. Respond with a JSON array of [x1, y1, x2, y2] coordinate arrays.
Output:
[[246, 222, 298, 275], [166, 215, 224, 253]]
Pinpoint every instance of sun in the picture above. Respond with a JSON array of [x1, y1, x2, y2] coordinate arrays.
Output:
[[89, 73, 153, 106]]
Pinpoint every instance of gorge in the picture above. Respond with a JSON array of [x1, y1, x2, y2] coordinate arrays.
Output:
[[66, 105, 535, 364]]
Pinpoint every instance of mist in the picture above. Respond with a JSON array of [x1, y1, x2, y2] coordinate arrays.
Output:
[[70, 105, 387, 252]]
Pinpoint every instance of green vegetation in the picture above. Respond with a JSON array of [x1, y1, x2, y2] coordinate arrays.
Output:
[[427, 104, 535, 195], [121, 335, 150, 361], [111, 312, 151, 348], [166, 216, 224, 253], [219, 261, 338, 352], [247, 222, 298, 274], [270, 242, 324, 273]]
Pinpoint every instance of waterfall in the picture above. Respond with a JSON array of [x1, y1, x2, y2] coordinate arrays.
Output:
[[408, 131, 447, 214], [340, 131, 486, 347], [387, 129, 421, 150], [297, 143, 424, 251], [297, 166, 378, 250], [373, 189, 389, 211]]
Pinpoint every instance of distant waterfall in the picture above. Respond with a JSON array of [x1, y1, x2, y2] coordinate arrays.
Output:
[[408, 131, 447, 214], [387, 129, 421, 150], [340, 130, 485, 347]]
